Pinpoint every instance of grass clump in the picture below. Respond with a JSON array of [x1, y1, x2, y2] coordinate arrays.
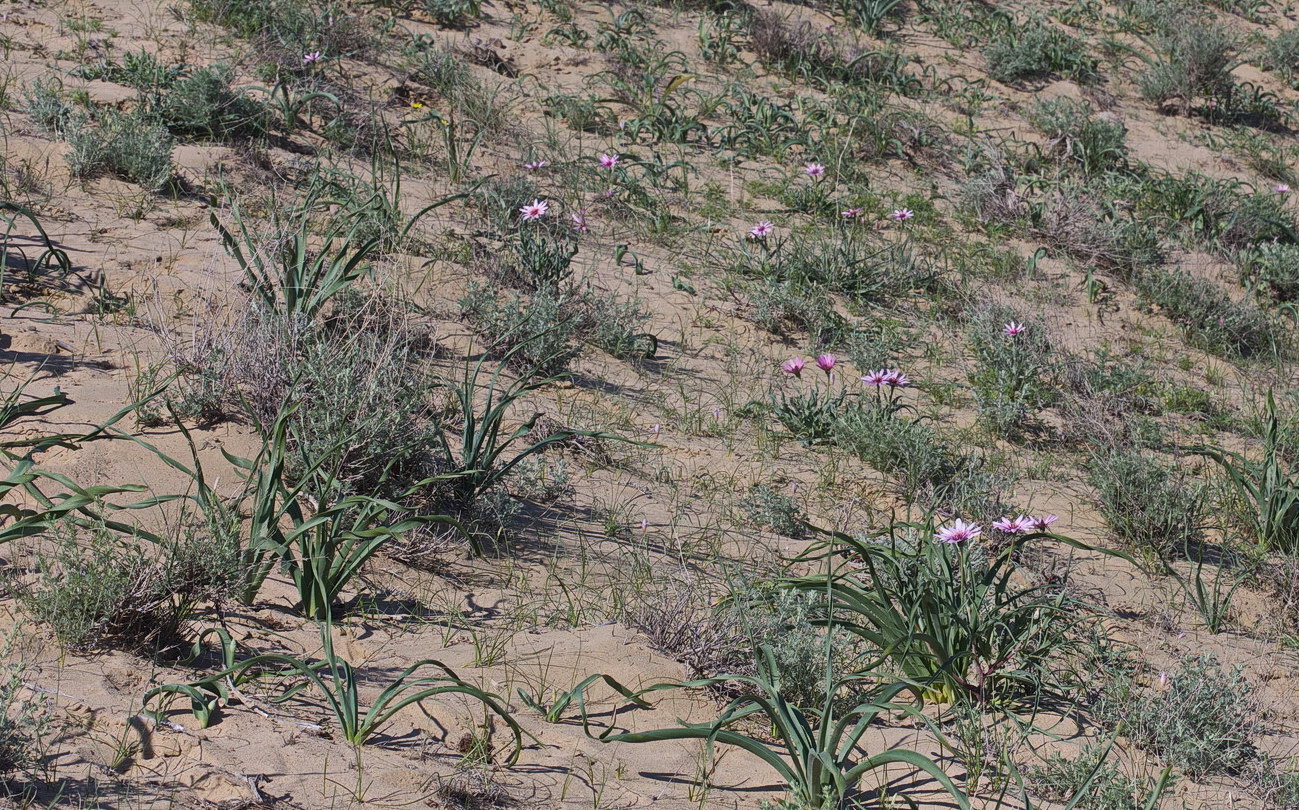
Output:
[[1134, 268, 1280, 358], [1028, 98, 1127, 176], [739, 484, 806, 538], [1087, 448, 1206, 560], [65, 109, 174, 190], [20, 520, 242, 652], [1137, 15, 1237, 111], [1096, 655, 1261, 777], [1030, 742, 1168, 810], [983, 20, 1098, 85], [1236, 242, 1299, 303], [459, 284, 582, 375], [161, 66, 269, 140]]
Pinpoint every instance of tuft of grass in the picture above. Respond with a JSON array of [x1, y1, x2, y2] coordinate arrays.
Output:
[[1137, 15, 1237, 111], [1029, 742, 1169, 810], [20, 520, 241, 652], [161, 66, 269, 141], [1087, 448, 1206, 561], [1028, 98, 1127, 176], [1134, 267, 1280, 359], [65, 109, 174, 190], [459, 284, 582, 375]]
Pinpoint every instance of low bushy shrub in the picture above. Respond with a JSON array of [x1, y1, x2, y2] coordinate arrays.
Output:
[[65, 109, 174, 190], [459, 283, 582, 374], [983, 21, 1098, 84], [21, 520, 241, 651], [1095, 655, 1261, 777], [162, 66, 269, 140]]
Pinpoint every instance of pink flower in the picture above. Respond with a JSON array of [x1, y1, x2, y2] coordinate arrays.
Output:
[[303, 51, 323, 64], [862, 369, 888, 387], [936, 519, 982, 544], [841, 208, 863, 219], [1003, 321, 1026, 337], [883, 369, 910, 388], [598, 153, 620, 170], [781, 357, 805, 377], [815, 353, 835, 374], [523, 159, 549, 171], [519, 199, 549, 221], [992, 515, 1033, 534], [1029, 514, 1058, 532], [749, 221, 775, 239], [597, 188, 617, 200], [570, 209, 589, 233], [804, 162, 826, 179], [891, 208, 915, 221], [1277, 184, 1291, 194]]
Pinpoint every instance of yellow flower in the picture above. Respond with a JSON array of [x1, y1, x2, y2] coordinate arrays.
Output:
[[410, 101, 423, 109]]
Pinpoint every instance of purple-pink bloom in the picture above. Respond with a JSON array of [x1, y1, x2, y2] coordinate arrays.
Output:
[[782, 357, 805, 377], [804, 162, 826, 179], [841, 208, 864, 219], [1004, 321, 1027, 337], [571, 209, 589, 233], [1278, 183, 1291, 194], [891, 208, 915, 221], [992, 515, 1033, 534], [523, 159, 549, 171], [884, 369, 910, 388], [749, 221, 775, 239], [815, 353, 835, 374], [862, 369, 888, 387], [519, 199, 549, 221], [1029, 514, 1059, 532], [936, 519, 982, 544], [303, 51, 323, 64], [598, 152, 620, 170]]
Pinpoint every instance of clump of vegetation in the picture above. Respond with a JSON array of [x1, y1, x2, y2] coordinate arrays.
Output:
[[459, 284, 582, 375], [965, 306, 1055, 439], [65, 109, 174, 189], [20, 520, 242, 652], [1095, 655, 1261, 777], [1134, 267, 1280, 358], [1236, 242, 1299, 303], [1030, 742, 1169, 810], [739, 484, 805, 537], [1137, 14, 1238, 111], [161, 66, 269, 140], [1028, 98, 1127, 175], [1087, 448, 1206, 560], [983, 20, 1098, 84]]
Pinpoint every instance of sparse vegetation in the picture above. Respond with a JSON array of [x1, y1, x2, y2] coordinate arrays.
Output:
[[4, 0, 1299, 805]]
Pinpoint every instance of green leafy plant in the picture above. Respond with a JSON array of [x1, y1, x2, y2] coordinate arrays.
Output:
[[145, 623, 525, 752], [1192, 392, 1299, 554], [518, 674, 647, 724], [1095, 654, 1260, 778], [65, 108, 174, 190], [781, 517, 1104, 709], [584, 647, 970, 810], [434, 341, 624, 553], [1088, 448, 1206, 561], [213, 182, 467, 321]]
